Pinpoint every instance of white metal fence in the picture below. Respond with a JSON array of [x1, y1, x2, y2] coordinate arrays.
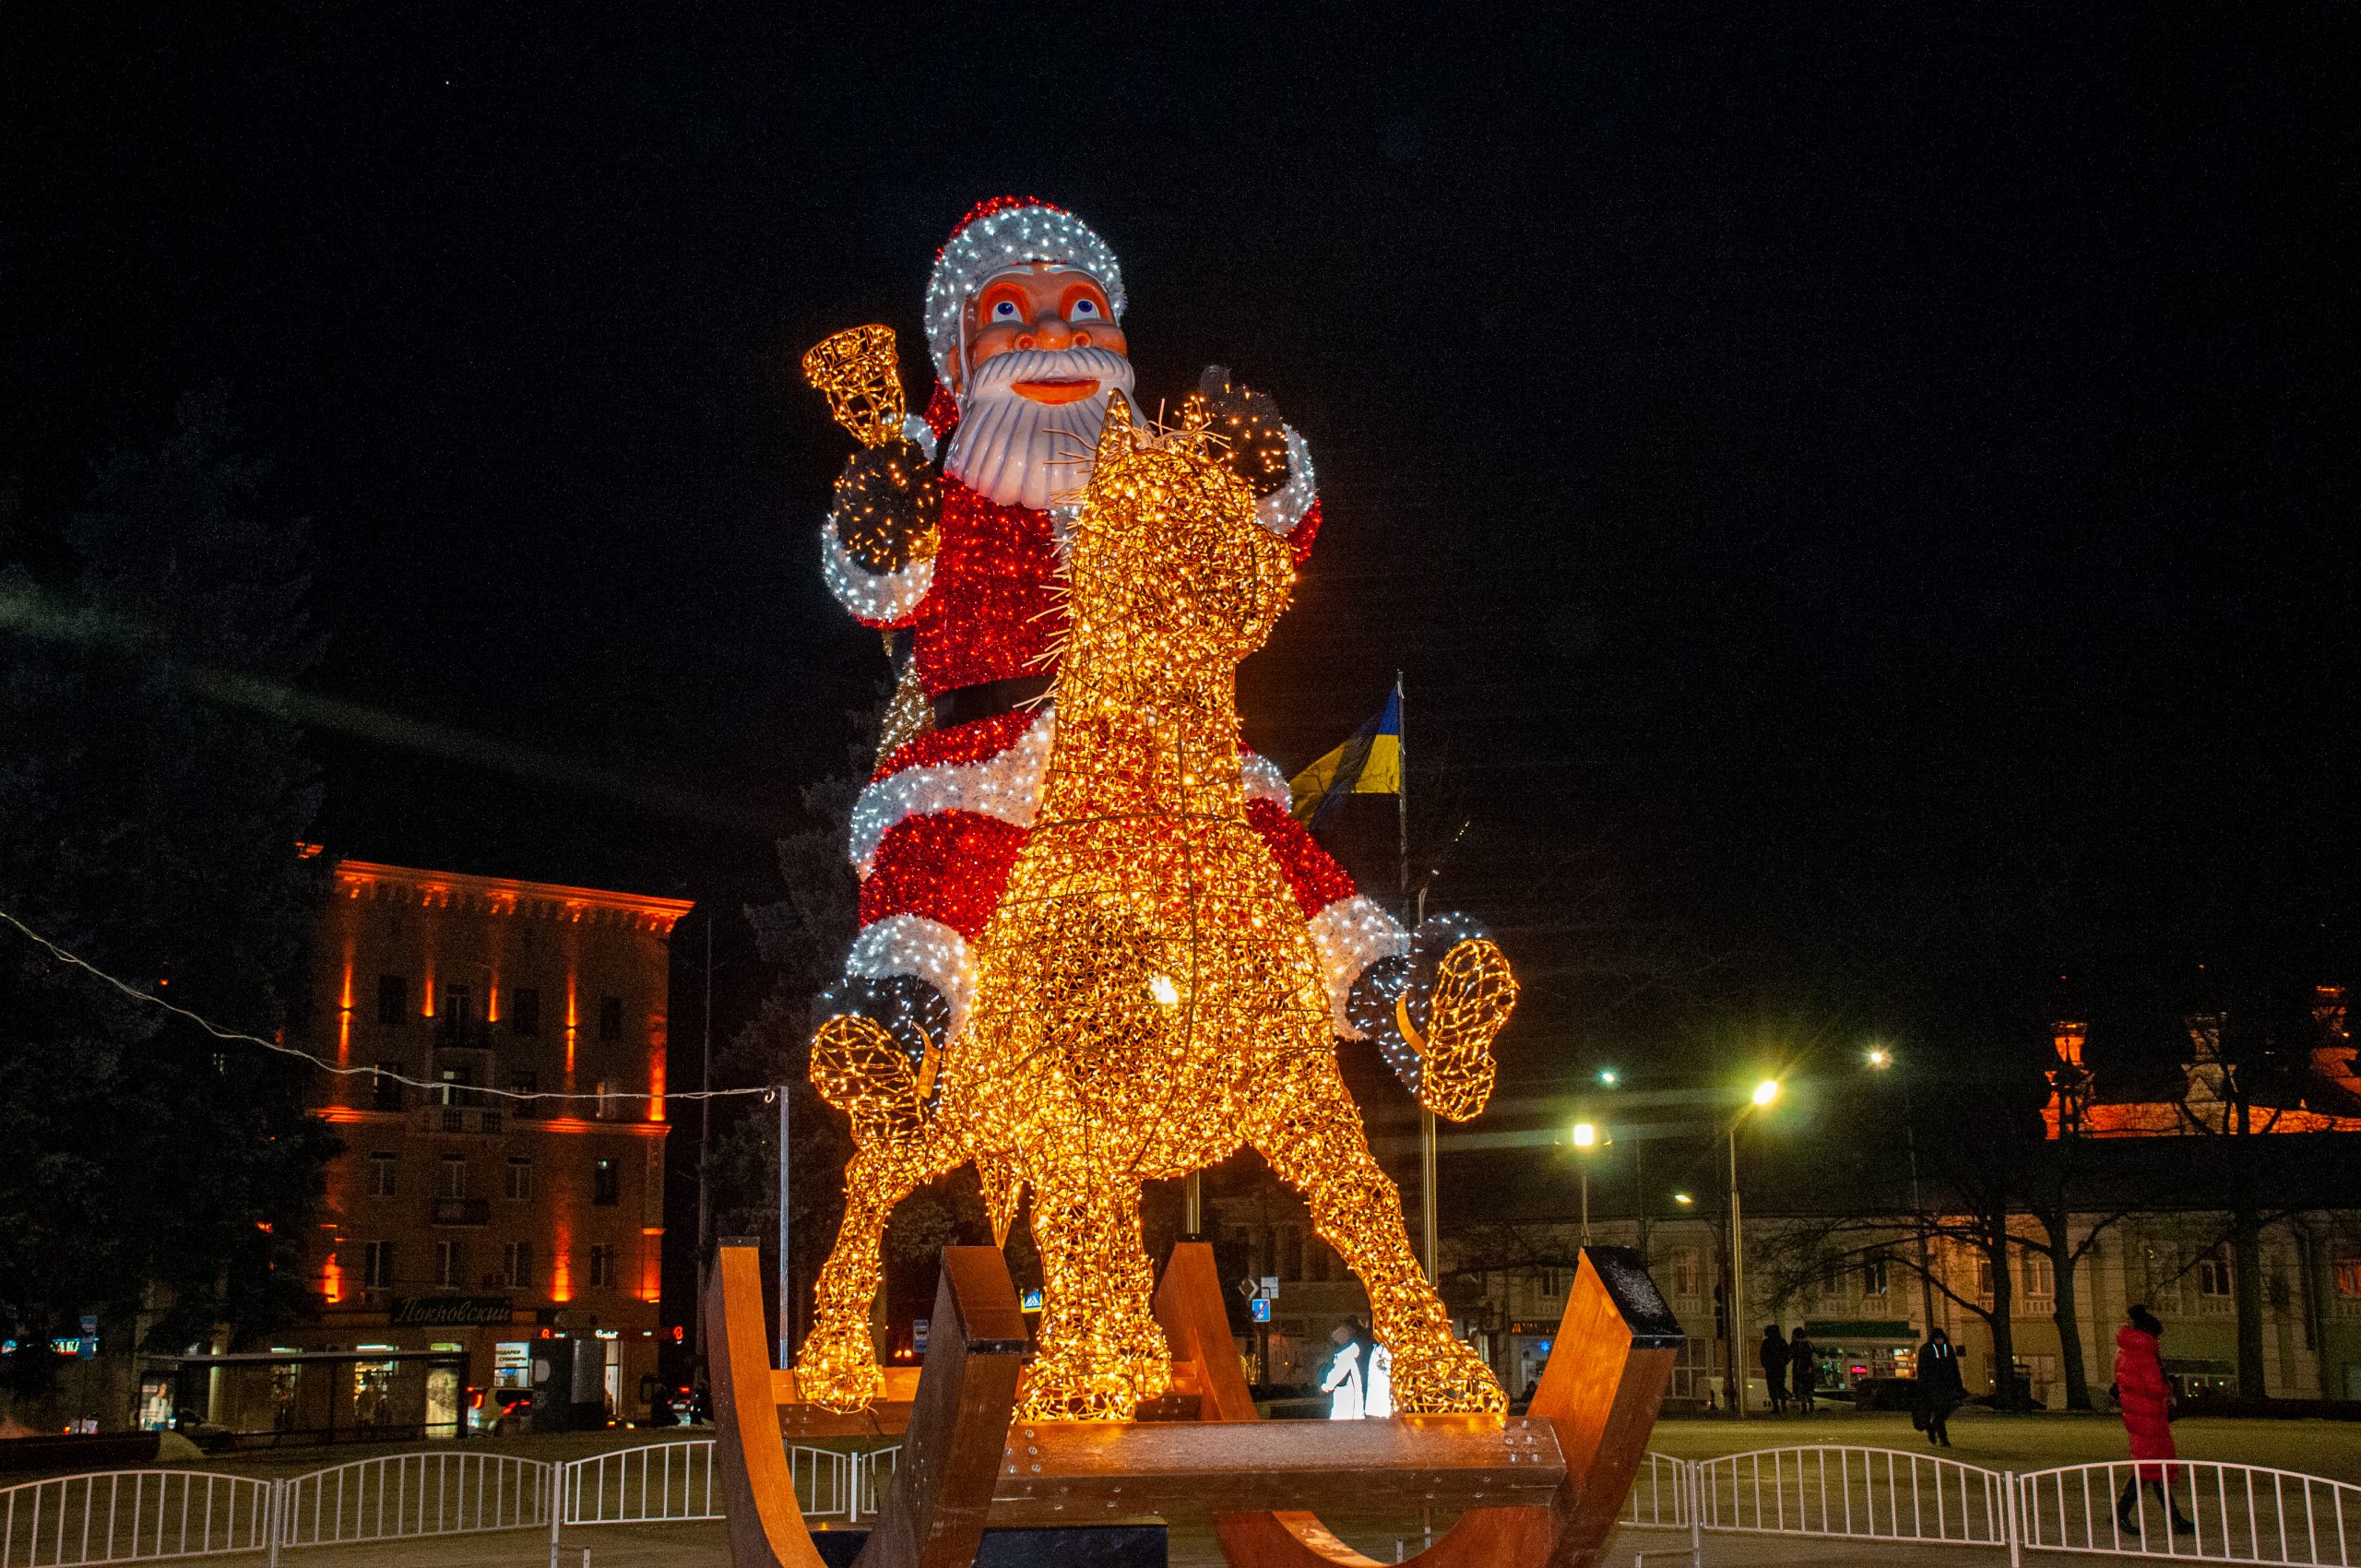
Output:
[[14, 1440, 2361, 1565], [2019, 1459, 2361, 1564], [279, 1450, 548, 1548], [2, 1470, 274, 1567], [0, 1439, 889, 1565], [1624, 1448, 2361, 1566]]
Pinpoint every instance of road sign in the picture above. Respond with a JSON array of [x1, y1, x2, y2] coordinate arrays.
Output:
[[1251, 1299, 1271, 1323], [1021, 1289, 1044, 1313], [1238, 1277, 1258, 1299], [913, 1317, 929, 1353], [1260, 1276, 1279, 1299]]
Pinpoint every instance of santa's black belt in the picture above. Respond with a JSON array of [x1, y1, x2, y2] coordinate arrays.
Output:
[[933, 674, 1053, 728]]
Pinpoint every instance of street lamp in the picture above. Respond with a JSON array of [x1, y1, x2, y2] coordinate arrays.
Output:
[[1571, 1122, 1608, 1244], [1672, 1191, 1694, 1206], [1726, 1077, 1780, 1419], [1867, 1046, 1938, 1340], [1596, 1067, 1620, 1087]]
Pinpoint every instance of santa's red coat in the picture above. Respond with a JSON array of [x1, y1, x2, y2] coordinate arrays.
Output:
[[825, 464, 1392, 1035]]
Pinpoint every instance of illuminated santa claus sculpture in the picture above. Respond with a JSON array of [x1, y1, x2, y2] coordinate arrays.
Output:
[[813, 196, 1511, 1126]]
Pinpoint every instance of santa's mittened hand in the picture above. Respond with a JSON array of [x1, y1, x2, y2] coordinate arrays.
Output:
[[832, 438, 942, 572], [1193, 363, 1293, 499]]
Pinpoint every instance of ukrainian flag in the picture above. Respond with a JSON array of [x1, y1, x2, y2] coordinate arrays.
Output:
[[1288, 685, 1402, 830]]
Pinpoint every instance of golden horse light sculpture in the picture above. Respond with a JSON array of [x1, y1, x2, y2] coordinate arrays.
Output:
[[799, 395, 1513, 1420]]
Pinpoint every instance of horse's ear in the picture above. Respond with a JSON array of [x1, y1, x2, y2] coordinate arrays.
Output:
[[1095, 391, 1134, 470]]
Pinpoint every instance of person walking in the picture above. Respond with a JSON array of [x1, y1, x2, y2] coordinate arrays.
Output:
[[1758, 1324, 1790, 1415], [1321, 1324, 1366, 1420], [2112, 1305, 2195, 1537], [1788, 1328, 1819, 1415], [1913, 1327, 1965, 1447]]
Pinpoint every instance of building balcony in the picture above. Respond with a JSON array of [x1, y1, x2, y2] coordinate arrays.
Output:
[[414, 1106, 503, 1136], [430, 1197, 491, 1227]]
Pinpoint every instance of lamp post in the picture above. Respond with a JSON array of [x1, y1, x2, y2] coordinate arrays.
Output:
[[1868, 1046, 1939, 1342], [1571, 1122, 1604, 1244], [1726, 1077, 1779, 1419]]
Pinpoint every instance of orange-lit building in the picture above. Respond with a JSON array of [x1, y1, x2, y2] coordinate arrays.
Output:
[[303, 860, 691, 1427], [2043, 988, 2361, 1140]]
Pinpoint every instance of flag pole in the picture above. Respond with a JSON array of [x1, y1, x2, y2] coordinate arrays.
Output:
[[1398, 671, 1440, 1283]]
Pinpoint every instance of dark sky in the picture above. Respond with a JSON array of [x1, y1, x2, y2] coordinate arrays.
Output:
[[9, 6, 2356, 1093]]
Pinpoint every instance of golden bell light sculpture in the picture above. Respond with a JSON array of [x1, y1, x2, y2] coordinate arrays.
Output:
[[801, 323, 908, 450]]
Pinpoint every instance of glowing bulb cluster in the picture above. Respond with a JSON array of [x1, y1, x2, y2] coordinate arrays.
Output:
[[801, 400, 1504, 1420]]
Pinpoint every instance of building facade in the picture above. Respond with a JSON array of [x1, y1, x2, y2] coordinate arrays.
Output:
[[293, 860, 691, 1431]]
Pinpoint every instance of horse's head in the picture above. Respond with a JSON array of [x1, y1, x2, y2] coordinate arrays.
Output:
[[1065, 394, 1296, 671]]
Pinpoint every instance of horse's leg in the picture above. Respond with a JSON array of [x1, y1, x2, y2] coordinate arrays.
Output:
[[798, 1015, 962, 1412], [1252, 1051, 1504, 1414], [1017, 1170, 1171, 1420]]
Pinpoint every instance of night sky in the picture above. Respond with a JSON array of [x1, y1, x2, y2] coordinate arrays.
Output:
[[10, 7, 2356, 1106]]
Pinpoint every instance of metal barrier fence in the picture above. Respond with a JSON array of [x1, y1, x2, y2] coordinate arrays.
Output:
[[2019, 1459, 2361, 1565], [279, 1450, 548, 1548], [13, 1440, 2361, 1564], [1694, 1443, 2011, 1547], [1624, 1449, 2361, 1567], [0, 1439, 889, 1565], [1, 1470, 274, 1567]]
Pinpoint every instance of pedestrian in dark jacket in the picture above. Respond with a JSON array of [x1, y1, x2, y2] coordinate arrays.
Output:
[[2112, 1305, 2194, 1537], [1788, 1330, 1819, 1414], [1913, 1327, 1965, 1446], [1759, 1324, 1790, 1414]]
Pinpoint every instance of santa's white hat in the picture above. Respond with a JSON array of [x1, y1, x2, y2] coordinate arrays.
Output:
[[924, 196, 1125, 387]]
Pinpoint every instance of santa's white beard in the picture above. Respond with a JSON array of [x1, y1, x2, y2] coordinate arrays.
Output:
[[944, 346, 1137, 511]]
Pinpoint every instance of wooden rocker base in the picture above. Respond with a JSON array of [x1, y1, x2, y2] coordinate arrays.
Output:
[[705, 1241, 1679, 1568]]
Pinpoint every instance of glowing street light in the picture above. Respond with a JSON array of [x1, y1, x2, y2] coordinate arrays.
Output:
[[1596, 1067, 1620, 1087], [1751, 1078, 1781, 1107], [1571, 1120, 1608, 1243], [1866, 1045, 1893, 1070], [1672, 1191, 1694, 1206]]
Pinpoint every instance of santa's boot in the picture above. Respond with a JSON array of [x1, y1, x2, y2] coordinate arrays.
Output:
[[1350, 916, 1518, 1122]]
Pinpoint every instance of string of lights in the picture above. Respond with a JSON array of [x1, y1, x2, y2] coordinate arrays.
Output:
[[0, 905, 777, 1107]]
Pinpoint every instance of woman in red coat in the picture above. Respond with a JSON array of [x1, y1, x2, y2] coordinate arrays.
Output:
[[2112, 1305, 2193, 1537]]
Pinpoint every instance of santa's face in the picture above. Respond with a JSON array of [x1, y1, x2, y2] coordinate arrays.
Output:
[[943, 262, 1137, 511], [955, 263, 1128, 397]]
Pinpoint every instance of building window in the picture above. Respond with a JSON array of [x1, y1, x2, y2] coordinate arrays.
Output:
[[371, 1063, 405, 1111], [2197, 1245, 2234, 1301], [434, 1240, 465, 1288], [2021, 1253, 2056, 1304], [1538, 1268, 1567, 1299], [505, 1157, 534, 1202], [362, 1241, 395, 1288], [438, 1157, 467, 1200], [592, 1158, 620, 1206], [1861, 1256, 1890, 1298], [511, 988, 540, 1036], [368, 1152, 398, 1196], [599, 996, 623, 1042], [501, 1241, 533, 1289], [2336, 1259, 2361, 1299], [508, 1071, 539, 1117], [594, 1079, 618, 1120], [1975, 1257, 1996, 1305], [1671, 1249, 1702, 1301], [441, 984, 472, 1026], [589, 1243, 616, 1288], [376, 975, 409, 1026]]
